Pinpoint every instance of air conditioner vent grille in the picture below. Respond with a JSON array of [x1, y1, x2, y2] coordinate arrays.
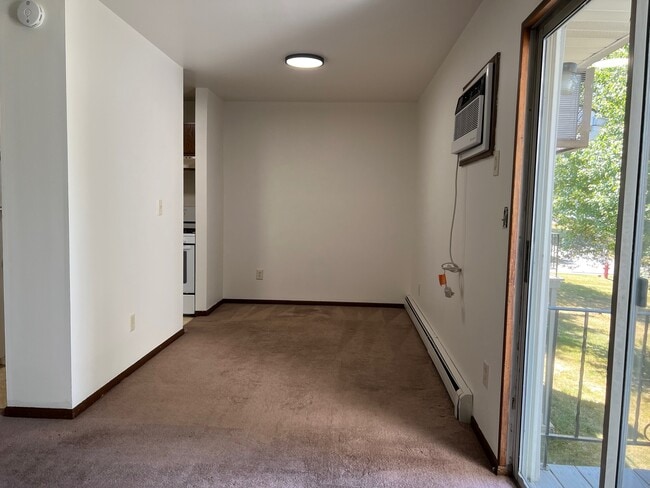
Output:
[[454, 97, 481, 140], [557, 70, 590, 149]]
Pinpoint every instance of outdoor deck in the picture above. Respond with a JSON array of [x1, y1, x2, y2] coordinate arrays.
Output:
[[532, 465, 650, 487]]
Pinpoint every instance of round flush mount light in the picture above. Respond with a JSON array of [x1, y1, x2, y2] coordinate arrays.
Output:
[[285, 54, 325, 69]]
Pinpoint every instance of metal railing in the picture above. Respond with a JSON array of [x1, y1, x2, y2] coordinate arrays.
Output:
[[542, 306, 650, 467], [551, 233, 560, 277]]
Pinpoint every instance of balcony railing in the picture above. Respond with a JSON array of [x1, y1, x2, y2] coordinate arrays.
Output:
[[543, 305, 650, 467]]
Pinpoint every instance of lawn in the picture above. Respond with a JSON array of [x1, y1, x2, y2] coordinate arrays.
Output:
[[547, 273, 650, 469]]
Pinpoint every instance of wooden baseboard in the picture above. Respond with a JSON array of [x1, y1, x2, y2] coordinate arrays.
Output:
[[471, 416, 504, 475], [194, 299, 225, 316], [3, 406, 74, 419], [189, 299, 405, 318], [495, 465, 511, 476], [222, 299, 405, 309], [3, 328, 184, 420]]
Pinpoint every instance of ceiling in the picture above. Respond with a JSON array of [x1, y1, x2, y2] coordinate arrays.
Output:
[[98, 0, 483, 102], [565, 0, 631, 67]]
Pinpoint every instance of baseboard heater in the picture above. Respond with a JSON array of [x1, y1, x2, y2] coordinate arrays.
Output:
[[404, 295, 472, 423]]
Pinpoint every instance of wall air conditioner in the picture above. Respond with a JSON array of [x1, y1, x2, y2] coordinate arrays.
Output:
[[404, 295, 473, 423], [556, 65, 594, 152], [451, 79, 486, 154], [451, 54, 499, 164]]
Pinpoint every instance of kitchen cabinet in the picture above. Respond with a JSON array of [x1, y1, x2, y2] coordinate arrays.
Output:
[[184, 123, 195, 157]]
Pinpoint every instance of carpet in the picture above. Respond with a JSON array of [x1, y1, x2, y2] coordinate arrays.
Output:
[[0, 303, 515, 487]]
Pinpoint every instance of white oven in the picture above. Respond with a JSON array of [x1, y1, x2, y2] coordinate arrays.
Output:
[[183, 206, 196, 315], [183, 237, 195, 295], [183, 233, 195, 314]]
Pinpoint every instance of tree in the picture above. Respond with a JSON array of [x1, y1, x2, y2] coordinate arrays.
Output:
[[552, 47, 628, 262]]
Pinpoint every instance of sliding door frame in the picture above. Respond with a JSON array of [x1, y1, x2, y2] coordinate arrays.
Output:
[[500, 0, 586, 474], [502, 0, 650, 485], [601, 0, 650, 485]]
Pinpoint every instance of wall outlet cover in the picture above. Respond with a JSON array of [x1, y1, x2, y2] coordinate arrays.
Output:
[[482, 361, 489, 388], [493, 150, 500, 176]]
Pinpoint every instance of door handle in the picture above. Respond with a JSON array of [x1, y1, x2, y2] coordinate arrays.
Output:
[[183, 250, 187, 285]]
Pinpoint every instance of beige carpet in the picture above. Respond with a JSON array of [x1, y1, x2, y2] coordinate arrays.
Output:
[[0, 304, 515, 487]]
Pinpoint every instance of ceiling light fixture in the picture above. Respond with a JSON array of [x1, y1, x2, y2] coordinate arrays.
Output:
[[285, 54, 324, 69]]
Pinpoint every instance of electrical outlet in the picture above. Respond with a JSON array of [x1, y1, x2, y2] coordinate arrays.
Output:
[[130, 313, 136, 332], [493, 150, 500, 176], [483, 361, 490, 388], [256, 269, 264, 280], [157, 199, 163, 216]]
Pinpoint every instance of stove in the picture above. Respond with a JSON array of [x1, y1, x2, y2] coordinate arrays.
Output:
[[183, 207, 196, 315]]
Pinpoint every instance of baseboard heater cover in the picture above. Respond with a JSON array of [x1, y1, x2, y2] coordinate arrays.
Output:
[[404, 295, 473, 423]]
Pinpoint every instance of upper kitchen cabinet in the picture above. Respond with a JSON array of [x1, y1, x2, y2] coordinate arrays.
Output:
[[183, 123, 195, 157], [184, 99, 196, 169], [184, 98, 196, 160]]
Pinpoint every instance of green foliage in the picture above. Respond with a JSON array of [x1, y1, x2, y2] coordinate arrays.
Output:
[[553, 47, 629, 260], [549, 273, 650, 468]]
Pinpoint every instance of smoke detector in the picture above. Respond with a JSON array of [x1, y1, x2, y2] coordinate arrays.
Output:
[[17, 1, 45, 28]]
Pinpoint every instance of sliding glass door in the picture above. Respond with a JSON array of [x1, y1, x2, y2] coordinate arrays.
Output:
[[515, 0, 650, 486], [617, 0, 650, 483]]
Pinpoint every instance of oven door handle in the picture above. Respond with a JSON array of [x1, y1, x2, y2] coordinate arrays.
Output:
[[183, 248, 188, 285]]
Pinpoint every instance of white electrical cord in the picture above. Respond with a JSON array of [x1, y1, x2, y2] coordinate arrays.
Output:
[[440, 156, 462, 297], [442, 156, 462, 274]]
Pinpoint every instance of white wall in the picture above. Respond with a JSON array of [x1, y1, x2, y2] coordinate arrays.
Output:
[[184, 169, 196, 207], [0, 0, 73, 408], [413, 0, 540, 454], [0, 204, 4, 365], [223, 102, 416, 303], [65, 0, 183, 405], [0, 216, 4, 365], [195, 88, 224, 311], [184, 101, 195, 124]]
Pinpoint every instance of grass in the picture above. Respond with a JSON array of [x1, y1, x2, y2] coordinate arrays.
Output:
[[547, 272, 650, 469]]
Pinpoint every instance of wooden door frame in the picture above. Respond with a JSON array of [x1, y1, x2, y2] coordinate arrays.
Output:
[[499, 0, 568, 474]]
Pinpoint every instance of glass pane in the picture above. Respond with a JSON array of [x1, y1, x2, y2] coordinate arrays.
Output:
[[623, 308, 650, 482], [624, 20, 650, 481], [519, 0, 632, 486]]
